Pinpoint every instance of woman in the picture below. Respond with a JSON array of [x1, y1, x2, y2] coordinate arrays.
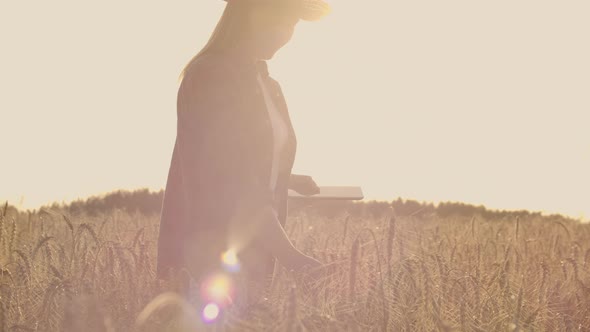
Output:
[[156, 0, 331, 296]]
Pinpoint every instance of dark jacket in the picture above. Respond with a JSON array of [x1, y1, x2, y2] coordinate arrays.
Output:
[[156, 50, 297, 280]]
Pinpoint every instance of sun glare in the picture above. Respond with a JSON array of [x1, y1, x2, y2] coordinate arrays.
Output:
[[221, 248, 241, 272], [202, 303, 220, 322], [200, 273, 234, 305]]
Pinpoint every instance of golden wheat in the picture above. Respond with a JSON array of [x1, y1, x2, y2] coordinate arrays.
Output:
[[0, 206, 588, 331]]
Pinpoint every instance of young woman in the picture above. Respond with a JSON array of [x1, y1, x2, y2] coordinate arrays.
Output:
[[156, 0, 331, 293]]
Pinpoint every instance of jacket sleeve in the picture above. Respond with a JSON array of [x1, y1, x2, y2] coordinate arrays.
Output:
[[176, 63, 274, 231]]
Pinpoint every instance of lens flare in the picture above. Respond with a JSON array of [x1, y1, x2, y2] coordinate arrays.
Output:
[[202, 303, 220, 322], [200, 273, 234, 305], [210, 276, 229, 299], [221, 249, 241, 272]]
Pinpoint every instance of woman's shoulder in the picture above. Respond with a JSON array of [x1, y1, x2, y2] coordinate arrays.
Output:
[[183, 52, 239, 86], [178, 53, 243, 114]]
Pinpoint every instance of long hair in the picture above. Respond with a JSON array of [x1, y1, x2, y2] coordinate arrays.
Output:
[[178, 2, 252, 83]]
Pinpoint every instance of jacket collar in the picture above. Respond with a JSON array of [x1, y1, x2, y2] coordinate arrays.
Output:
[[256, 60, 269, 78]]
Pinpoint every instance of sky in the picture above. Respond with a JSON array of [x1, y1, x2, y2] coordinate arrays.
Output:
[[1, 1, 588, 221]]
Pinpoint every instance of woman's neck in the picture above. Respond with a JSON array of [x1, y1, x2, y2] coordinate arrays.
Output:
[[227, 41, 260, 66]]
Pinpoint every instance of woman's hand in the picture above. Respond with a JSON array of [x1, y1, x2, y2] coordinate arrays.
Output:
[[289, 174, 320, 196]]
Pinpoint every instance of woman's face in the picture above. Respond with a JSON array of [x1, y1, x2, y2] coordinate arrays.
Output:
[[247, 5, 300, 60]]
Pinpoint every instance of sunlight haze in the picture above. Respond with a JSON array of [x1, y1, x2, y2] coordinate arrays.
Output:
[[1, 1, 588, 221]]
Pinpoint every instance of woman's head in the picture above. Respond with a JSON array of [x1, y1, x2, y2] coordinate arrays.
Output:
[[246, 3, 300, 60], [179, 0, 330, 81]]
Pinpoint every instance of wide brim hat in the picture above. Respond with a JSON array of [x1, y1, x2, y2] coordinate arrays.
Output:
[[222, 0, 331, 22]]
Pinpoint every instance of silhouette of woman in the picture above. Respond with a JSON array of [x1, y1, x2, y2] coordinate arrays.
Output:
[[156, 0, 330, 298]]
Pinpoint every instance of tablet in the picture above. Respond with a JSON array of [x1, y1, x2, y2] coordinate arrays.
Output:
[[288, 186, 364, 200]]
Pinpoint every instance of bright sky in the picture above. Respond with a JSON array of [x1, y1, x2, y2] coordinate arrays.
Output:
[[1, 1, 588, 221]]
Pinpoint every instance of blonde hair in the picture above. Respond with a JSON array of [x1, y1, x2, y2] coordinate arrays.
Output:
[[178, 2, 252, 83]]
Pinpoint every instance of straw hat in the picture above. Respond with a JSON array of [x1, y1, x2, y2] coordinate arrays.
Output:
[[222, 0, 331, 21]]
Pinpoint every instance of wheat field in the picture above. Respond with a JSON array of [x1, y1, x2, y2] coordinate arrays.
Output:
[[1, 202, 589, 331]]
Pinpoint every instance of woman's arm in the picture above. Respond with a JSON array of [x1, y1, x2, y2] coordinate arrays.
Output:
[[177, 63, 274, 224], [256, 207, 321, 271], [288, 173, 299, 190], [178, 62, 319, 271], [228, 201, 321, 271]]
